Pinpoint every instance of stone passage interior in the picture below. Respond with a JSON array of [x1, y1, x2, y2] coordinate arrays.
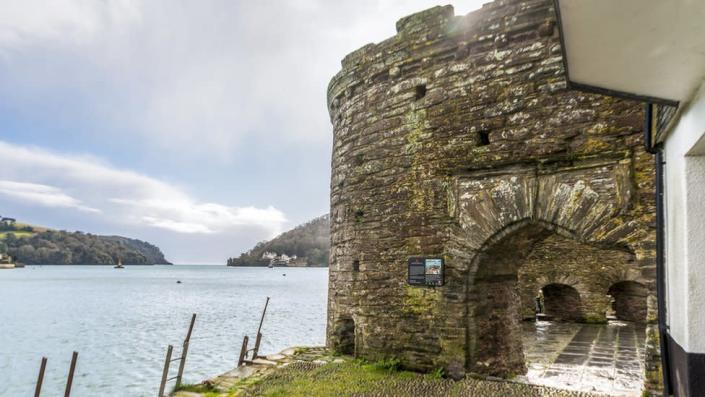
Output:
[[468, 223, 642, 377]]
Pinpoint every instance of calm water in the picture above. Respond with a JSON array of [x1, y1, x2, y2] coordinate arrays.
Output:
[[0, 265, 328, 396]]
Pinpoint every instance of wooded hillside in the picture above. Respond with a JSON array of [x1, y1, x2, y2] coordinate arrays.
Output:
[[0, 223, 170, 265], [226, 214, 329, 267]]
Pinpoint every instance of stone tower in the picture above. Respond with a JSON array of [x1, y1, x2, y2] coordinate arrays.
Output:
[[326, 0, 657, 379]]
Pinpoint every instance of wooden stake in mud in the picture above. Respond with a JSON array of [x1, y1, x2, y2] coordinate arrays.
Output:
[[175, 313, 197, 388], [64, 351, 78, 397], [34, 357, 47, 397], [237, 335, 249, 367], [158, 345, 173, 397], [252, 297, 270, 359]]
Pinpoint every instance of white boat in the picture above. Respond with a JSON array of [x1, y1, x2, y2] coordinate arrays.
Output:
[[0, 254, 15, 269], [114, 258, 125, 269]]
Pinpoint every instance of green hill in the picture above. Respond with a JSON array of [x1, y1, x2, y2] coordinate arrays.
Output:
[[227, 214, 329, 267], [0, 220, 170, 265]]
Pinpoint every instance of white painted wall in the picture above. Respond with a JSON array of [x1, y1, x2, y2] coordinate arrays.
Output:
[[560, 0, 705, 102], [664, 78, 705, 353]]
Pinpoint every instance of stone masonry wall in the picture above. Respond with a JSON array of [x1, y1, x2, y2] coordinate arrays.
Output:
[[327, 0, 657, 383]]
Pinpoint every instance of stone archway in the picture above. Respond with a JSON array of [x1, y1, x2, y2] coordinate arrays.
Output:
[[469, 224, 546, 376], [453, 161, 656, 378], [466, 221, 633, 376], [608, 281, 648, 322], [541, 283, 584, 322], [330, 317, 356, 355]]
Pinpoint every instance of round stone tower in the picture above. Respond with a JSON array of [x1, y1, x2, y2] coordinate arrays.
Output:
[[326, 0, 657, 380]]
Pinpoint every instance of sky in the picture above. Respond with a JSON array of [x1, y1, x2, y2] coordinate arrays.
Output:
[[0, 0, 485, 264]]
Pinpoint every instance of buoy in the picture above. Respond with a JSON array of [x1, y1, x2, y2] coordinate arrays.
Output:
[[176, 280, 182, 284], [282, 273, 286, 276]]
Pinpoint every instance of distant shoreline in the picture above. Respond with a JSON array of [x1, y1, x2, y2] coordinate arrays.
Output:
[[226, 264, 328, 268], [21, 263, 173, 266]]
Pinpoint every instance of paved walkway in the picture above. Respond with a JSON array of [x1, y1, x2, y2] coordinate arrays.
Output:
[[523, 321, 646, 396]]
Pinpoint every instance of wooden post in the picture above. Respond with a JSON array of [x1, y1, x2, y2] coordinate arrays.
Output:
[[237, 335, 249, 367], [158, 345, 173, 397], [175, 313, 196, 388], [64, 351, 78, 397], [34, 357, 47, 397], [252, 297, 270, 358], [253, 332, 263, 360]]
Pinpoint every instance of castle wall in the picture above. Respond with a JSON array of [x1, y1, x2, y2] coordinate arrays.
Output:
[[327, 0, 656, 381]]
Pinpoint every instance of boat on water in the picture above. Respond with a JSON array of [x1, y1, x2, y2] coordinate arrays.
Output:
[[0, 253, 16, 269], [114, 258, 125, 269]]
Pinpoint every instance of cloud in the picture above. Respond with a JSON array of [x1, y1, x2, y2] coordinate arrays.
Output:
[[0, 0, 141, 48], [0, 0, 488, 262], [0, 140, 286, 235], [0, 180, 100, 213], [0, 0, 485, 161]]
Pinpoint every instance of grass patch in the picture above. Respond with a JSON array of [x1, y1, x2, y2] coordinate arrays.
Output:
[[238, 360, 423, 397], [0, 231, 34, 239], [427, 367, 445, 379], [363, 358, 401, 372], [173, 382, 220, 396]]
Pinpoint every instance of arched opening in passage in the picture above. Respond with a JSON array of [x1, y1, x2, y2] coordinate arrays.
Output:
[[331, 317, 356, 355], [540, 283, 584, 322], [607, 281, 648, 322], [469, 224, 552, 377], [468, 222, 636, 377]]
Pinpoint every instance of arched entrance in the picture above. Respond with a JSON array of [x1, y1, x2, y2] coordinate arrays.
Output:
[[469, 224, 550, 376], [541, 283, 583, 322], [330, 317, 356, 355], [467, 222, 637, 377], [608, 281, 648, 322]]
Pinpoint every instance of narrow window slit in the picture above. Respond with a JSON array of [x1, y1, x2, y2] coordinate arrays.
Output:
[[415, 85, 427, 100], [478, 132, 490, 146]]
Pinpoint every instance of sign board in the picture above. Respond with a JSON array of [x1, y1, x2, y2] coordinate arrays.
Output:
[[408, 257, 444, 287]]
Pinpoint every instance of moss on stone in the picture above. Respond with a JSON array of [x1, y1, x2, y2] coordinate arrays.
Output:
[[578, 138, 612, 153], [402, 284, 440, 315]]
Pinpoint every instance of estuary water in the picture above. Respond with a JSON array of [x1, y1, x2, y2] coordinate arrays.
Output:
[[0, 265, 328, 396]]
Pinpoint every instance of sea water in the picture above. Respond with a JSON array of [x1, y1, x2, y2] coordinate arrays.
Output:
[[0, 265, 328, 396]]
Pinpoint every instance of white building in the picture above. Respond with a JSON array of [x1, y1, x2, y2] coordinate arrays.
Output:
[[555, 1, 705, 395], [261, 251, 277, 260]]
